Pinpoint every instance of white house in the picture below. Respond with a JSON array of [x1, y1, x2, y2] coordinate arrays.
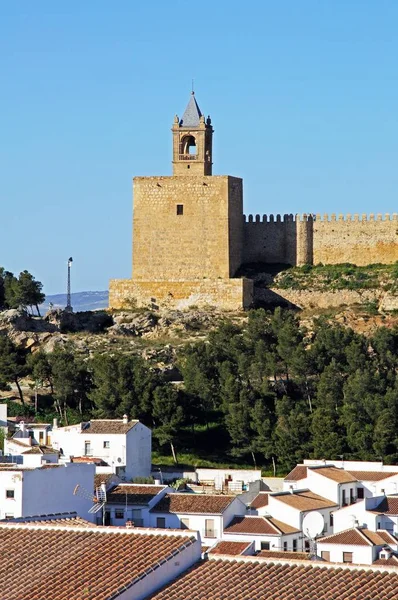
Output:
[[248, 492, 270, 516], [316, 527, 398, 565], [266, 489, 338, 549], [51, 416, 151, 481], [149, 493, 246, 544], [223, 515, 300, 551], [284, 465, 359, 507], [103, 483, 171, 526], [0, 462, 95, 521]]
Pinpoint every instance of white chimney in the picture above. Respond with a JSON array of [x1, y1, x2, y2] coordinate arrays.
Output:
[[20, 421, 26, 434], [122, 414, 128, 424], [53, 418, 58, 429]]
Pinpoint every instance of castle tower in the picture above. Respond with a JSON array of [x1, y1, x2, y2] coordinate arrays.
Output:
[[172, 92, 213, 176], [109, 93, 253, 311]]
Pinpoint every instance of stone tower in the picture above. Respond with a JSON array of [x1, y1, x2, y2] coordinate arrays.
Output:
[[172, 92, 213, 176], [109, 93, 253, 311]]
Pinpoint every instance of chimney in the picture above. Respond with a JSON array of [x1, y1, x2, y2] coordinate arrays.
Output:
[[289, 485, 295, 494], [53, 418, 58, 429], [379, 547, 392, 560], [125, 520, 133, 528], [20, 421, 26, 434], [122, 414, 128, 425]]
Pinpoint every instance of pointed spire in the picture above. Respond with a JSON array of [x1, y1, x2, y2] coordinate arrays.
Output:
[[180, 92, 203, 127]]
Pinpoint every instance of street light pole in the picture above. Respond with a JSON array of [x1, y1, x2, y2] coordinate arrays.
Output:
[[66, 257, 73, 312]]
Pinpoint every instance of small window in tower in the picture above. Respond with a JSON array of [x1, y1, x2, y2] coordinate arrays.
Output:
[[176, 204, 184, 216]]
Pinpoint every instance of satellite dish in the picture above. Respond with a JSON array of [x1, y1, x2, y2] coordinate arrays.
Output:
[[302, 511, 324, 539]]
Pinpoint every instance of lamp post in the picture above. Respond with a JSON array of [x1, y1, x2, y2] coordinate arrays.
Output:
[[66, 257, 73, 312]]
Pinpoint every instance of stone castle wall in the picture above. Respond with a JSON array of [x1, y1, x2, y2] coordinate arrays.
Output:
[[109, 278, 253, 311], [243, 213, 398, 266], [132, 175, 243, 281]]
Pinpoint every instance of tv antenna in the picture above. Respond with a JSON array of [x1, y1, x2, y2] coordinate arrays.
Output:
[[73, 482, 107, 524], [66, 257, 73, 312], [302, 511, 324, 559]]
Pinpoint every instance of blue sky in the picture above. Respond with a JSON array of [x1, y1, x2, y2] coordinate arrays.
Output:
[[1, 1, 397, 294]]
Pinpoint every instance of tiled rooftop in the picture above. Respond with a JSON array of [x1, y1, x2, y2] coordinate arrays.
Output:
[[319, 527, 398, 547], [21, 445, 58, 455], [373, 496, 398, 515], [0, 523, 197, 600], [224, 516, 298, 536], [284, 465, 308, 481], [94, 473, 117, 490], [257, 549, 310, 560], [148, 557, 398, 599], [3, 512, 96, 528], [151, 493, 237, 514], [209, 541, 252, 555], [80, 419, 139, 434], [250, 492, 269, 509], [348, 470, 397, 481], [374, 555, 398, 566], [71, 456, 109, 465], [107, 484, 165, 505], [310, 466, 358, 483], [272, 490, 337, 511]]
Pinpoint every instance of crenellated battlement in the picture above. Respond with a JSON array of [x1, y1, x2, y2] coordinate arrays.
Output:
[[244, 213, 398, 223]]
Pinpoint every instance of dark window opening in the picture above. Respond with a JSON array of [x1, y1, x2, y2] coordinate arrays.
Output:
[[260, 542, 270, 550], [176, 204, 183, 216], [330, 513, 334, 527], [357, 487, 364, 499], [115, 511, 124, 519], [343, 552, 353, 563], [292, 539, 297, 552], [6, 490, 14, 499], [157, 517, 166, 528]]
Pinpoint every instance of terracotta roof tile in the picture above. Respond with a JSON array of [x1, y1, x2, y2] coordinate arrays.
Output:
[[0, 523, 197, 600], [151, 493, 237, 514], [272, 490, 337, 511], [224, 516, 299, 536], [71, 456, 109, 465], [209, 541, 252, 555], [94, 473, 117, 490], [257, 549, 310, 560], [284, 465, 308, 481], [148, 557, 398, 599], [250, 492, 269, 509], [319, 527, 396, 547], [2, 512, 96, 528], [373, 496, 398, 515], [81, 419, 139, 434], [107, 484, 165, 505], [21, 446, 59, 455], [348, 471, 398, 482], [310, 466, 358, 483], [374, 555, 398, 565]]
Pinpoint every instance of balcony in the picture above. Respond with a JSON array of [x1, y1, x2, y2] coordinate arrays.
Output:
[[179, 154, 198, 161]]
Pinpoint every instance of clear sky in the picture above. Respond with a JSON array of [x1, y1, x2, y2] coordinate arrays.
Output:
[[1, 1, 398, 294]]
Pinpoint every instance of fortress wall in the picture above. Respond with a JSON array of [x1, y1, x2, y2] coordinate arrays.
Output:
[[243, 213, 398, 267], [313, 213, 398, 265], [109, 278, 253, 311], [133, 176, 242, 282], [228, 178, 244, 276], [243, 214, 300, 265]]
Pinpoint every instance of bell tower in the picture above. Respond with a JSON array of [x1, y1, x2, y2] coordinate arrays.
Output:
[[172, 92, 213, 176]]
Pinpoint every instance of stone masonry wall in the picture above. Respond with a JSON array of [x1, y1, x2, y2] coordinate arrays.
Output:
[[243, 213, 398, 266], [132, 176, 243, 281], [109, 278, 253, 311]]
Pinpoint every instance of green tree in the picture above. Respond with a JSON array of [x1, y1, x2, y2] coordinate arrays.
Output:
[[16, 271, 45, 316], [152, 385, 185, 463], [0, 336, 27, 405], [49, 350, 91, 423]]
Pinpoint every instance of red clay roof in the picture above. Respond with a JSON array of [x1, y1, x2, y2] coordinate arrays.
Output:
[[151, 493, 237, 514], [72, 456, 109, 465], [257, 550, 310, 560], [310, 466, 357, 483], [224, 516, 299, 536], [374, 555, 398, 566], [319, 527, 397, 547], [81, 419, 139, 434], [373, 497, 398, 515], [284, 465, 308, 481], [107, 484, 165, 505], [209, 541, 252, 555], [272, 490, 337, 511], [0, 524, 197, 600], [148, 557, 398, 599], [3, 512, 96, 528], [250, 492, 269, 509], [348, 471, 398, 482]]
